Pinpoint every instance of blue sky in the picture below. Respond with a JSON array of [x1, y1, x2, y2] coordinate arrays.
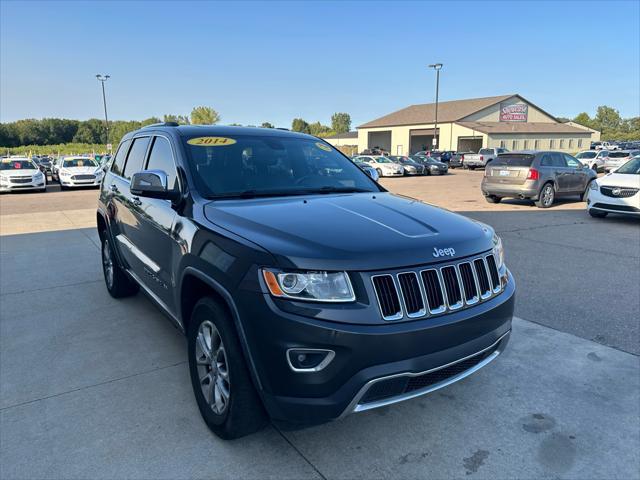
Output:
[[1, 0, 639, 127]]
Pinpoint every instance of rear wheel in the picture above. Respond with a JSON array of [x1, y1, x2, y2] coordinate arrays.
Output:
[[188, 297, 268, 439], [589, 209, 608, 218], [101, 230, 138, 298], [376, 168, 382, 177], [535, 182, 555, 208], [485, 195, 502, 204], [469, 166, 476, 170]]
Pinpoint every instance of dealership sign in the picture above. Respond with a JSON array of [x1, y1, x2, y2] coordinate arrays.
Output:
[[500, 103, 528, 122]]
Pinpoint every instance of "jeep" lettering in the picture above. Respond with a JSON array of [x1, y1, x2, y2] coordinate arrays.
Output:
[[432, 247, 456, 258]]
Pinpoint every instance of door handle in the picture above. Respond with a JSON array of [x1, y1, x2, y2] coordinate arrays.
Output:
[[109, 184, 119, 193], [132, 196, 142, 207]]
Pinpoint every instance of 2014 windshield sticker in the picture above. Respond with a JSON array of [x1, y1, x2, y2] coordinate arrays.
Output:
[[316, 142, 332, 152], [187, 137, 237, 146]]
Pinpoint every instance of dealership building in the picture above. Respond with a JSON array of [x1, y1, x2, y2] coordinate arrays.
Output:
[[356, 94, 596, 155]]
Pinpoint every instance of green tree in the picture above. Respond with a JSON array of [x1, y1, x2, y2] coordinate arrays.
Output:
[[331, 112, 351, 134], [163, 114, 190, 125], [291, 118, 309, 133], [594, 106, 622, 131], [190, 106, 220, 125], [72, 119, 104, 144], [308, 121, 333, 137], [261, 122, 274, 128], [572, 112, 593, 128]]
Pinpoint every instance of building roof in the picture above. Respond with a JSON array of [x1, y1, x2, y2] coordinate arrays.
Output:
[[358, 94, 517, 128], [325, 131, 358, 139], [456, 121, 589, 134]]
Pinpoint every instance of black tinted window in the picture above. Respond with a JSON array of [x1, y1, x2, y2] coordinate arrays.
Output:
[[111, 139, 131, 177], [146, 137, 178, 190], [491, 154, 534, 167], [551, 153, 566, 167], [541, 154, 553, 167], [123, 137, 151, 180]]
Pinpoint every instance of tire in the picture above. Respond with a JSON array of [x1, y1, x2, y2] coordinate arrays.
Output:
[[591, 164, 598, 173], [582, 180, 595, 202], [376, 168, 382, 177], [101, 230, 138, 298], [485, 195, 502, 204], [188, 297, 268, 439], [535, 182, 555, 208], [589, 209, 608, 218]]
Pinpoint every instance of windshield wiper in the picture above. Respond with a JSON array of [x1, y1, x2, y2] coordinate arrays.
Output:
[[207, 190, 310, 200], [307, 186, 374, 194]]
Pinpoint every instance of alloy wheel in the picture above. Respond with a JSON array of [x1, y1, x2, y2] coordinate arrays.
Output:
[[195, 321, 230, 415], [102, 240, 114, 289], [542, 184, 554, 206]]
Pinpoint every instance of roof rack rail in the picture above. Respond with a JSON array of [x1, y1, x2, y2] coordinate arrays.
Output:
[[275, 127, 290, 131], [142, 122, 180, 128]]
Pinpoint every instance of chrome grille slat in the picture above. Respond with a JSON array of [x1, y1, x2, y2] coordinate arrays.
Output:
[[600, 186, 639, 198], [372, 253, 505, 321]]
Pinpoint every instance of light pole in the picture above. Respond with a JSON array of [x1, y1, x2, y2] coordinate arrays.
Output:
[[95, 74, 110, 150], [428, 63, 443, 151]]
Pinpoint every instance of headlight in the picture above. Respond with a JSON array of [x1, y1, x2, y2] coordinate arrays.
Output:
[[492, 234, 504, 270], [262, 270, 355, 302], [34, 171, 43, 178], [589, 180, 599, 190], [0, 176, 8, 184]]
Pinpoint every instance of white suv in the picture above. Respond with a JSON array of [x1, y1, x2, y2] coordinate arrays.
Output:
[[575, 150, 609, 172], [587, 156, 640, 218], [354, 155, 404, 177]]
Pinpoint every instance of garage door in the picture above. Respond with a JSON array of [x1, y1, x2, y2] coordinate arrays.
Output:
[[368, 131, 391, 153], [457, 137, 483, 153]]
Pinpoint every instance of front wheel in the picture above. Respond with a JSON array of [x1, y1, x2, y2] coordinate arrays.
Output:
[[589, 209, 608, 218], [188, 298, 268, 439], [535, 183, 555, 208]]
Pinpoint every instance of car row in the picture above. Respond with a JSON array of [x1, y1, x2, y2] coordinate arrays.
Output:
[[0, 155, 105, 192], [351, 154, 449, 177]]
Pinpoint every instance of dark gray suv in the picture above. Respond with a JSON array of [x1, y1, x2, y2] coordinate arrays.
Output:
[[481, 150, 598, 208]]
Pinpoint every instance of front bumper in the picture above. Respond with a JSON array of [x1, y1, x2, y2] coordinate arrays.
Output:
[[587, 190, 640, 215], [482, 180, 540, 199], [0, 180, 46, 192], [60, 177, 102, 187], [237, 273, 515, 426]]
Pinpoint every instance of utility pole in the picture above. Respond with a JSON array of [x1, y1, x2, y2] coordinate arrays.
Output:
[[95, 74, 110, 150], [428, 63, 443, 150]]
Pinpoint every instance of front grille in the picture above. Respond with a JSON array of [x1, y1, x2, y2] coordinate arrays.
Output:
[[592, 203, 640, 213], [10, 177, 32, 184], [71, 174, 95, 181], [371, 254, 504, 321], [600, 186, 639, 198], [371, 275, 402, 320], [359, 343, 499, 405]]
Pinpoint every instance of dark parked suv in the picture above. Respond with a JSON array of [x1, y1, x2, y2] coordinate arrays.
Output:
[[97, 124, 514, 439]]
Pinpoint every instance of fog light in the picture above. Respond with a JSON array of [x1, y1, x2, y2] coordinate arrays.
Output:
[[286, 348, 335, 372]]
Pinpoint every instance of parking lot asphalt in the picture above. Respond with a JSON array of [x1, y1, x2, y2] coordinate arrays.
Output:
[[1, 171, 639, 479]]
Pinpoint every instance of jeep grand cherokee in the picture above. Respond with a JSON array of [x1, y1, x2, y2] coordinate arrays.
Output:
[[97, 124, 514, 439]]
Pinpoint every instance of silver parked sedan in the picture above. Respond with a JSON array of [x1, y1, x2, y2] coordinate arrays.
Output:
[[481, 151, 597, 208]]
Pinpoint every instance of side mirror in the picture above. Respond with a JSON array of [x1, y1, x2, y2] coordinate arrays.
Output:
[[130, 170, 180, 202]]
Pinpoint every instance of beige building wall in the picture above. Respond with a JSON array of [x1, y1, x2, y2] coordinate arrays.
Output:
[[325, 137, 358, 147], [566, 121, 601, 142], [486, 133, 592, 152], [463, 96, 556, 123]]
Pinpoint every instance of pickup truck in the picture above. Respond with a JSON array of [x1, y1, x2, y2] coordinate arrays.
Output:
[[599, 141, 620, 151], [463, 148, 509, 169]]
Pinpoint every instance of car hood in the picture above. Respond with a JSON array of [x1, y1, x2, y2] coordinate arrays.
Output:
[[61, 166, 100, 174], [0, 169, 40, 177], [599, 173, 640, 188], [203, 192, 494, 271]]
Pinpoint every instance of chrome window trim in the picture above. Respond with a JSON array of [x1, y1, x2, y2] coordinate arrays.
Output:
[[340, 330, 510, 417], [396, 271, 427, 318], [371, 274, 403, 321], [286, 348, 336, 373]]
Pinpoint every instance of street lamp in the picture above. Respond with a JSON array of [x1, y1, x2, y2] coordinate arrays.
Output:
[[428, 63, 443, 150], [95, 74, 111, 150]]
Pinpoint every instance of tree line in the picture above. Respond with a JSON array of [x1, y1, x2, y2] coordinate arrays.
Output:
[[0, 108, 352, 150], [561, 106, 640, 141]]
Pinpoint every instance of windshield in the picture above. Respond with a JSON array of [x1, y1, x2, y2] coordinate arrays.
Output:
[[183, 135, 379, 198], [0, 159, 37, 170], [491, 154, 535, 167], [615, 158, 640, 174], [576, 151, 597, 159], [63, 158, 98, 168]]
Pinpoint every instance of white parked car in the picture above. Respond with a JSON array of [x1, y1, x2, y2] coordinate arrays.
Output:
[[600, 141, 620, 151], [0, 156, 47, 193], [575, 150, 609, 172], [603, 150, 640, 173], [56, 156, 104, 189], [587, 156, 640, 218], [354, 155, 404, 177]]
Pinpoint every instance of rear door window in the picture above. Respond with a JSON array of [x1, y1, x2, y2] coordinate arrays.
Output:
[[111, 139, 132, 177], [563, 154, 581, 168], [491, 154, 535, 167], [123, 137, 151, 180], [551, 153, 566, 167]]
